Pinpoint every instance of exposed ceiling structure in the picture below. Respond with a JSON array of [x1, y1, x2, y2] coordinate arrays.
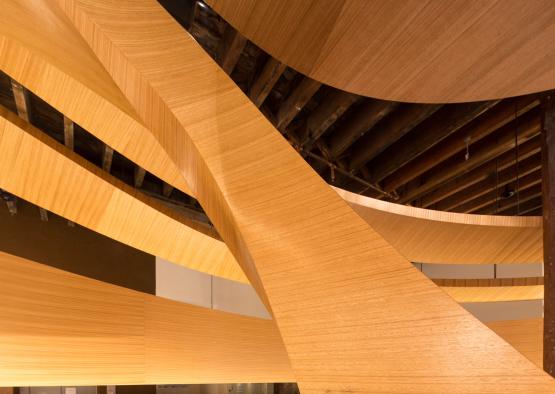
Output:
[[160, 0, 545, 217], [0, 0, 553, 392]]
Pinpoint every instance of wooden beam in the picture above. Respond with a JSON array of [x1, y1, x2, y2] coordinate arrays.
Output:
[[471, 181, 542, 215], [326, 99, 398, 159], [435, 153, 542, 212], [301, 90, 358, 149], [63, 115, 75, 226], [39, 207, 48, 221], [10, 79, 31, 122], [276, 77, 321, 131], [63, 115, 74, 150], [1, 191, 17, 216], [102, 145, 114, 172], [420, 136, 541, 208], [162, 182, 174, 198], [134, 166, 146, 188], [249, 57, 286, 108], [451, 169, 541, 213], [542, 92, 555, 377], [348, 103, 441, 171], [218, 24, 247, 75], [399, 107, 541, 205], [383, 96, 539, 192], [502, 196, 543, 216], [360, 100, 499, 182]]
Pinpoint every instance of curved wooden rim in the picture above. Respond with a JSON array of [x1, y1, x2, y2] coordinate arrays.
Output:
[[207, 0, 555, 103]]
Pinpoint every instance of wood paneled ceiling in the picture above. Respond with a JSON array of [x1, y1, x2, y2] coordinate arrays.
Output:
[[55, 0, 555, 391], [159, 0, 545, 218], [206, 0, 555, 104]]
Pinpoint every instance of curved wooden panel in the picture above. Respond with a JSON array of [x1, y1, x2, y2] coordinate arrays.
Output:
[[0, 106, 245, 282], [443, 285, 544, 303], [337, 187, 543, 264], [0, 250, 292, 386], [0, 0, 193, 196], [487, 318, 543, 369], [207, 0, 555, 103], [0, 0, 545, 271], [57, 1, 555, 392]]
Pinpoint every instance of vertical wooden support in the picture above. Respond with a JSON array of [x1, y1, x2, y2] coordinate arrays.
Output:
[[542, 91, 555, 375]]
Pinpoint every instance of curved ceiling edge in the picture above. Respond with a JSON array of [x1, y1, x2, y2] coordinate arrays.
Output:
[[337, 187, 543, 264], [207, 0, 555, 103]]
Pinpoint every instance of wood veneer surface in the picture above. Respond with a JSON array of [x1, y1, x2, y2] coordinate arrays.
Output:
[[0, 0, 193, 196], [0, 251, 292, 386], [56, 0, 555, 392], [0, 106, 245, 282], [443, 285, 544, 303], [0, 0, 546, 275], [337, 187, 543, 264], [208, 0, 555, 103], [487, 318, 544, 369]]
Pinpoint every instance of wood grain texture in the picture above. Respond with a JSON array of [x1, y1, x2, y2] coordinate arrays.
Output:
[[0, 249, 540, 386], [487, 319, 544, 369], [56, 0, 555, 391], [1, 0, 546, 269], [443, 285, 544, 303], [0, 0, 193, 196], [337, 187, 543, 264], [0, 105, 245, 282], [207, 0, 555, 103], [0, 251, 292, 386]]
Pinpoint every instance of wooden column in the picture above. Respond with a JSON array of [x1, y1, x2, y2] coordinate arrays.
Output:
[[542, 91, 555, 375]]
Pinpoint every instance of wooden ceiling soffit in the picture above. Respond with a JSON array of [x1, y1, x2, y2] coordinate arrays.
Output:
[[0, 106, 245, 283], [0, 249, 540, 386], [0, 250, 292, 386], [57, 1, 555, 391], [442, 285, 544, 303], [336, 187, 542, 265], [207, 0, 555, 103], [0, 0, 194, 197]]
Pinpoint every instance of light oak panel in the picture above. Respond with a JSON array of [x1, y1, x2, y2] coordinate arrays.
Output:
[[0, 249, 539, 386], [57, 1, 555, 392], [0, 106, 245, 282], [207, 0, 555, 103], [443, 285, 544, 303], [487, 318, 544, 369], [337, 187, 543, 264], [1, 0, 546, 271], [0, 0, 193, 196], [0, 251, 292, 386]]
